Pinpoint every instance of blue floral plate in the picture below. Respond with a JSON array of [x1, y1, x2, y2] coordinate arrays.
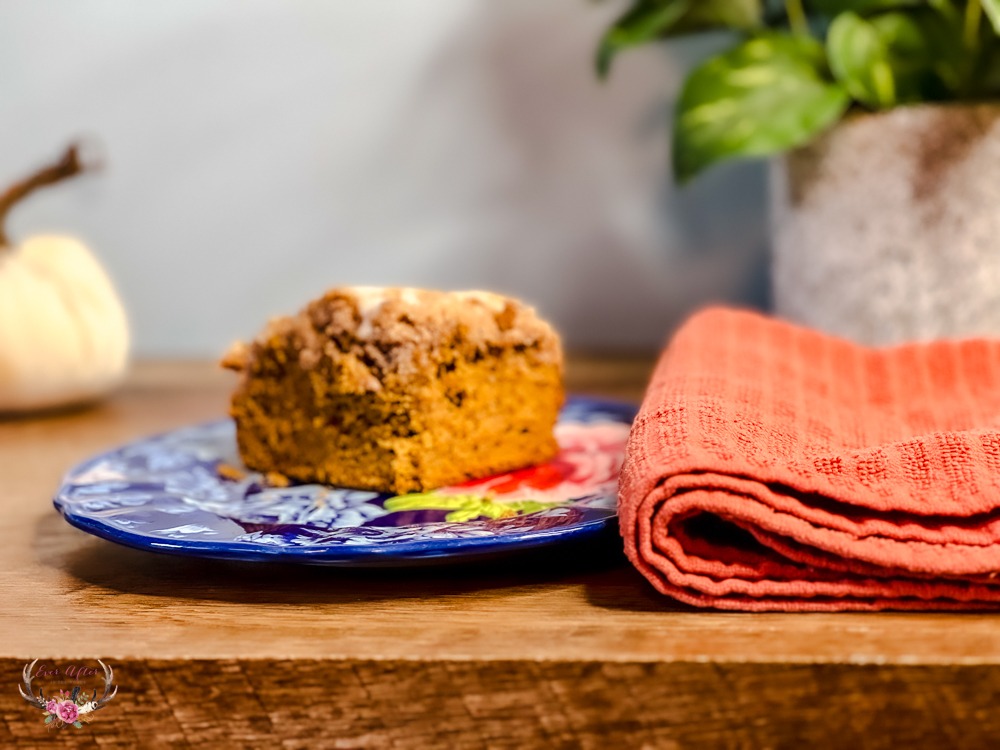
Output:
[[53, 396, 637, 566]]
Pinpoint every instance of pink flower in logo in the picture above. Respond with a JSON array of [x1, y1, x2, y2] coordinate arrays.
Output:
[[45, 700, 58, 715], [56, 701, 79, 724]]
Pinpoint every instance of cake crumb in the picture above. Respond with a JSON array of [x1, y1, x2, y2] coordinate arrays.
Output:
[[265, 471, 292, 488], [217, 462, 247, 482], [220, 341, 250, 371]]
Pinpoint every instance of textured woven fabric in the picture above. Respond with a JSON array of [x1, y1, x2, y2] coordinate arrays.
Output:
[[619, 307, 1000, 611]]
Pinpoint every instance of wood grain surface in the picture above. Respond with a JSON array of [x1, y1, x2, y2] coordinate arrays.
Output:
[[3, 358, 1000, 748]]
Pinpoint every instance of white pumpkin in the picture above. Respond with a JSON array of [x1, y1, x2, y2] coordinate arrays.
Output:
[[0, 146, 129, 412]]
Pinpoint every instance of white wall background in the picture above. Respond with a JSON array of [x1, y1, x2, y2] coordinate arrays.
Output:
[[0, 1, 768, 356]]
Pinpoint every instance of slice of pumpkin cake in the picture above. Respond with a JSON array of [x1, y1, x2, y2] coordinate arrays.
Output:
[[221, 287, 564, 494]]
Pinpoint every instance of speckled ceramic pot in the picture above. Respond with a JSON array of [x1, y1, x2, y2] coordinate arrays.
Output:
[[771, 103, 1000, 345]]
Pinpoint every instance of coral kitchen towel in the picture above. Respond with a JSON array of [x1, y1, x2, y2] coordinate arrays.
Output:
[[619, 308, 1000, 611]]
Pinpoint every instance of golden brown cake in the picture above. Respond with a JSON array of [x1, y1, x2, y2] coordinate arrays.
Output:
[[221, 287, 564, 493]]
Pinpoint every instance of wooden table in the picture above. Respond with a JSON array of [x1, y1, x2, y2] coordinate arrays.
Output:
[[3, 359, 1000, 748]]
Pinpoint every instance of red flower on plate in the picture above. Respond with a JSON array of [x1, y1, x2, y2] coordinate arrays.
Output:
[[448, 421, 631, 503]]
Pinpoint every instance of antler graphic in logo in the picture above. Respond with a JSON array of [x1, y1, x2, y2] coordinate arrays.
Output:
[[17, 660, 47, 710], [18, 659, 117, 729]]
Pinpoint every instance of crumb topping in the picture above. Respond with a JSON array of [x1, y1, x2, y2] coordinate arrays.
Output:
[[227, 287, 563, 392]]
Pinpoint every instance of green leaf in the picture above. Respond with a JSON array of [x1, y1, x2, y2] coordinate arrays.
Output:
[[73, 721, 83, 729], [827, 9, 963, 106], [969, 38, 1000, 95], [870, 10, 962, 98], [679, 0, 763, 30], [981, 0, 1000, 35], [672, 33, 849, 181], [827, 12, 897, 106], [598, 0, 688, 77], [44, 715, 53, 724], [807, 0, 925, 14], [597, 0, 762, 77], [383, 492, 561, 523]]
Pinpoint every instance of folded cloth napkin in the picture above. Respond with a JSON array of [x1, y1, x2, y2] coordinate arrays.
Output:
[[619, 307, 1000, 611]]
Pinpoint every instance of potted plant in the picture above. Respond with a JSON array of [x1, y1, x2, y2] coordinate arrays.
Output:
[[599, 0, 1000, 344]]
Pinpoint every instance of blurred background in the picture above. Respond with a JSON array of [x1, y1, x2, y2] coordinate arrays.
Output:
[[1, 0, 767, 356]]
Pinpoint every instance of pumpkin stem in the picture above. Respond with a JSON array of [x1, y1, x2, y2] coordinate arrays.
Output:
[[0, 144, 89, 248]]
